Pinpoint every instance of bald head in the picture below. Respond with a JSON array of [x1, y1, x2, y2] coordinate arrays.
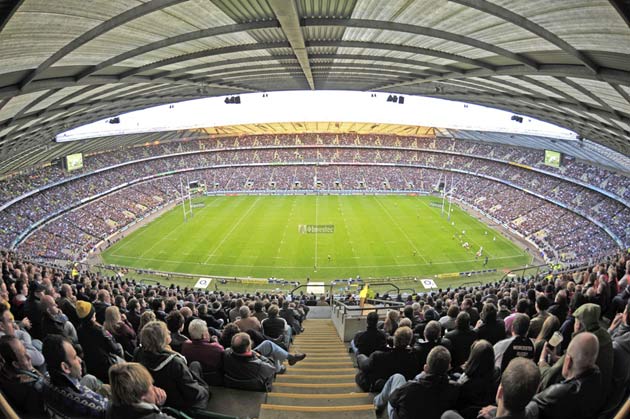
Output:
[[40, 295, 57, 312], [564, 332, 598, 379]]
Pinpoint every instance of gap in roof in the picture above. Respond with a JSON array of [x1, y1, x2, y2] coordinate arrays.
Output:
[[56, 91, 577, 142]]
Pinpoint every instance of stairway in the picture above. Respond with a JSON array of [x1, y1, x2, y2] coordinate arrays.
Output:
[[259, 319, 376, 419]]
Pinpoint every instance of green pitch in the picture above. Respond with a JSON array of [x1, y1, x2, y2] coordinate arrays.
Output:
[[102, 195, 530, 281]]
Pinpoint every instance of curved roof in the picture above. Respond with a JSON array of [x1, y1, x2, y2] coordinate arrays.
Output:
[[0, 0, 629, 174]]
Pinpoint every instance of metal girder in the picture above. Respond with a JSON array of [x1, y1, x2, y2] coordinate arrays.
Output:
[[374, 64, 630, 93], [269, 0, 314, 89], [118, 42, 291, 80], [18, 0, 189, 89], [310, 40, 496, 71], [449, 0, 600, 74], [0, 0, 23, 33], [76, 20, 281, 80], [189, 62, 433, 84], [610, 0, 630, 28], [422, 89, 630, 138], [305, 18, 539, 69]]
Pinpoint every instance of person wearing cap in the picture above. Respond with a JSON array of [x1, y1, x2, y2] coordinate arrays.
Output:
[[76, 300, 124, 383], [351, 311, 387, 356], [538, 303, 613, 404]]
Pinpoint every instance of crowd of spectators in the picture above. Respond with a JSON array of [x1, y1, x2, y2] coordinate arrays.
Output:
[[0, 250, 311, 418], [0, 134, 626, 263], [349, 249, 630, 419]]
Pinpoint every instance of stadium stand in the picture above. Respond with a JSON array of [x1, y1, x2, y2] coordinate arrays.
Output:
[[0, 133, 625, 266]]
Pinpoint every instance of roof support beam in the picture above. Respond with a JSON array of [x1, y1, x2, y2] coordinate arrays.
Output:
[[76, 20, 281, 81], [448, 0, 600, 74], [306, 18, 539, 69], [609, 0, 630, 28], [268, 0, 314, 89], [18, 0, 189, 89], [0, 0, 24, 34]]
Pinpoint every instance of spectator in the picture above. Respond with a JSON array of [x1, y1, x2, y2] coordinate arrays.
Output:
[[40, 294, 79, 343], [605, 299, 630, 412], [452, 340, 500, 419], [493, 313, 534, 372], [444, 312, 477, 370], [351, 311, 387, 356], [181, 319, 224, 385], [104, 305, 137, 358], [533, 315, 560, 361], [57, 283, 80, 327], [528, 295, 550, 339], [261, 304, 292, 349], [440, 304, 459, 332], [138, 311, 157, 333], [0, 302, 45, 368], [126, 298, 142, 333], [42, 334, 109, 418], [222, 332, 277, 391], [198, 303, 223, 330], [442, 357, 541, 419], [235, 305, 261, 333], [474, 303, 506, 345], [548, 290, 569, 324], [134, 321, 209, 412], [252, 301, 267, 322], [374, 346, 459, 419], [382, 309, 400, 336], [76, 300, 124, 383], [107, 362, 171, 419], [165, 311, 189, 353], [461, 298, 479, 326], [94, 290, 112, 325], [0, 335, 46, 416], [539, 303, 613, 399], [355, 326, 420, 392], [413, 320, 452, 368], [529, 332, 602, 419]]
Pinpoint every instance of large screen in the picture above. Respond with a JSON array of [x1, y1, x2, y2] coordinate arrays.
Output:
[[65, 153, 83, 171], [544, 150, 561, 168]]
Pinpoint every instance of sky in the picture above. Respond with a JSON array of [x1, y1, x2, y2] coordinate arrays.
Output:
[[56, 90, 578, 142]]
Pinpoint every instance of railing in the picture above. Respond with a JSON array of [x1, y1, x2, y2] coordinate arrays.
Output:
[[290, 283, 335, 305], [332, 298, 405, 321]]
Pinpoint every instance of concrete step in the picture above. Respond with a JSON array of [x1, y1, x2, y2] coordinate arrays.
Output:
[[259, 404, 376, 419], [289, 361, 354, 368], [276, 374, 356, 383], [271, 382, 363, 394], [266, 392, 373, 407], [284, 367, 356, 375]]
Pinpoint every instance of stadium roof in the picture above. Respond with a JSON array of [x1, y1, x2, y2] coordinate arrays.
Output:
[[1, 0, 629, 174]]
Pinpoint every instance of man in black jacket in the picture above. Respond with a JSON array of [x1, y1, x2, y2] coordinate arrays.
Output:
[[474, 303, 506, 345], [355, 326, 420, 392], [527, 332, 601, 419], [444, 312, 477, 370], [443, 357, 541, 419], [374, 345, 459, 419], [351, 311, 387, 356]]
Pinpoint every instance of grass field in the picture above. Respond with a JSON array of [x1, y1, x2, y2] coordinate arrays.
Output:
[[101, 195, 531, 283]]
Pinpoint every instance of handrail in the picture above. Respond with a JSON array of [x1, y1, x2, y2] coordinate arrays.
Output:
[[289, 283, 335, 305], [0, 391, 19, 419], [499, 263, 551, 282], [362, 282, 401, 294]]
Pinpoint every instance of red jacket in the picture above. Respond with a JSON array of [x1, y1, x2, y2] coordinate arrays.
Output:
[[181, 339, 224, 373]]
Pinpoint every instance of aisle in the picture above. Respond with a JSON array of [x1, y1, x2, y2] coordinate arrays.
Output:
[[259, 319, 376, 419]]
